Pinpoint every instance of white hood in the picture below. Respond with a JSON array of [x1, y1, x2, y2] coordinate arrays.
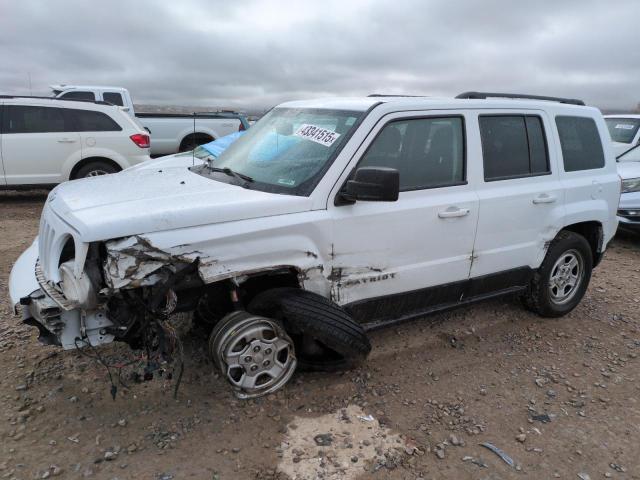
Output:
[[47, 165, 313, 242]]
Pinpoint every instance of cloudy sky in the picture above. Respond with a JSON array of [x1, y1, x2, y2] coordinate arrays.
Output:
[[1, 0, 638, 111]]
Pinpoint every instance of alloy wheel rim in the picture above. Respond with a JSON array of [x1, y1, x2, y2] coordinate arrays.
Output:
[[86, 169, 109, 177], [548, 249, 584, 305], [212, 315, 296, 399]]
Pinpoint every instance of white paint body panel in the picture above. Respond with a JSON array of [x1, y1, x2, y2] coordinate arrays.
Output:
[[9, 96, 621, 348]]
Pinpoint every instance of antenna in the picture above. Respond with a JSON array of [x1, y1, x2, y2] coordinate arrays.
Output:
[[192, 111, 196, 167]]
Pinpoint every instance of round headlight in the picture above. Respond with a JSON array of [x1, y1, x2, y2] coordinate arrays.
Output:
[[58, 260, 97, 309]]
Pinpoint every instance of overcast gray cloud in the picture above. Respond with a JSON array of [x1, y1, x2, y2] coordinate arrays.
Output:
[[0, 0, 638, 111]]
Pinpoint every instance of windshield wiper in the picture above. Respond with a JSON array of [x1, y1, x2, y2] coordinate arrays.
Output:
[[208, 166, 254, 184]]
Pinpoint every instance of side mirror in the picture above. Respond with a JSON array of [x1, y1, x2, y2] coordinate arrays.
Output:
[[340, 167, 399, 203]]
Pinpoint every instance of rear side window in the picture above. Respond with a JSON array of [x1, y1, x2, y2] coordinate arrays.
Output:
[[479, 115, 550, 181], [103, 92, 124, 106], [358, 116, 465, 191], [68, 109, 122, 132], [3, 105, 68, 133], [556, 116, 605, 172], [59, 91, 96, 101]]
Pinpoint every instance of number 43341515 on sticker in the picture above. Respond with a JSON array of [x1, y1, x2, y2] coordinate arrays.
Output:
[[294, 124, 341, 146]]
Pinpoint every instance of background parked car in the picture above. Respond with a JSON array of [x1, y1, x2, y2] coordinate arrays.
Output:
[[604, 114, 640, 158], [0, 96, 151, 187], [50, 85, 250, 156], [616, 146, 640, 233], [128, 131, 246, 172]]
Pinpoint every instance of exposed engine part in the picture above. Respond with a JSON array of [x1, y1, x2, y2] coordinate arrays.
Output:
[[208, 311, 297, 399], [58, 260, 97, 309]]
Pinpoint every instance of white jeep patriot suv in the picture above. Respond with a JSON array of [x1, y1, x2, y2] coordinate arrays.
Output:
[[9, 92, 620, 399]]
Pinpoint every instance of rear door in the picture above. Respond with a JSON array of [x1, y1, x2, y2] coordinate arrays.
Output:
[[469, 110, 565, 290], [66, 107, 125, 160], [2, 104, 81, 185]]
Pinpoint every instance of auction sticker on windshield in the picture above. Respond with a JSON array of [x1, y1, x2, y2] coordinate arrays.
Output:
[[294, 124, 341, 146], [615, 124, 636, 129]]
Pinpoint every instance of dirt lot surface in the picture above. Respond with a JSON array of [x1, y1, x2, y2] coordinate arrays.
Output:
[[1, 190, 640, 480]]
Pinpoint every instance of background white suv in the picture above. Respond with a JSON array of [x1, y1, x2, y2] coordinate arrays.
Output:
[[0, 96, 151, 187]]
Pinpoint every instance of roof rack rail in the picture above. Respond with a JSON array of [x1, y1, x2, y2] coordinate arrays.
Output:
[[367, 93, 427, 98], [0, 95, 113, 106], [455, 91, 585, 106]]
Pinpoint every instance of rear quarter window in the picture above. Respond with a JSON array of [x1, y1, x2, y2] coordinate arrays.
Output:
[[555, 116, 605, 172], [68, 109, 123, 132]]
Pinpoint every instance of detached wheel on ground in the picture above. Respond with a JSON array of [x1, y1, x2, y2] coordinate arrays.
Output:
[[248, 288, 371, 372], [208, 310, 297, 399], [74, 160, 119, 179], [523, 230, 593, 317]]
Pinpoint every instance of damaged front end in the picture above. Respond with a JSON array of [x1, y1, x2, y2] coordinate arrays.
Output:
[[15, 232, 205, 359]]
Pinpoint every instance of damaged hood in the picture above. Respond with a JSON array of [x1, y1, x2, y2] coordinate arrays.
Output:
[[47, 166, 313, 242]]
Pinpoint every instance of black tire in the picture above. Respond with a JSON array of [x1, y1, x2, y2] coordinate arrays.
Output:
[[248, 288, 371, 372], [523, 230, 593, 318], [74, 160, 118, 179]]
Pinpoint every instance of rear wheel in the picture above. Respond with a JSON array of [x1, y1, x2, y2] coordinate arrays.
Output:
[[179, 134, 213, 152], [248, 288, 371, 372], [523, 230, 593, 317], [74, 160, 118, 179]]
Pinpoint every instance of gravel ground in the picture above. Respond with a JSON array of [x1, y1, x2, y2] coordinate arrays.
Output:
[[1, 190, 640, 480]]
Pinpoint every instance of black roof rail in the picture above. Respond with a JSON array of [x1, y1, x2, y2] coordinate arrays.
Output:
[[367, 93, 427, 98], [455, 91, 585, 106], [0, 95, 113, 106]]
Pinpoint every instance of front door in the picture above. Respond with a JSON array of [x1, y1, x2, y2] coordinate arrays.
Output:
[[2, 105, 81, 185], [329, 112, 479, 324]]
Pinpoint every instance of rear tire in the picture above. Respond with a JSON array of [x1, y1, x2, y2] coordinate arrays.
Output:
[[523, 230, 593, 317], [248, 288, 371, 372], [74, 160, 118, 179]]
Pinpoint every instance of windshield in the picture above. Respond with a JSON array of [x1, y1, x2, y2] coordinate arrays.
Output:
[[195, 107, 363, 195], [606, 118, 640, 144]]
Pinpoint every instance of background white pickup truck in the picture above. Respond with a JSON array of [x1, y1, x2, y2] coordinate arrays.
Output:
[[50, 85, 249, 156]]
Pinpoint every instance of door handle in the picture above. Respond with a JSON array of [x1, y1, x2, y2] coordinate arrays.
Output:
[[532, 193, 557, 204], [57, 138, 76, 143], [438, 207, 470, 218]]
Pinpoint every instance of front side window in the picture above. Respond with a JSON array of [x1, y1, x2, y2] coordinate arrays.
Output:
[[103, 92, 124, 106], [605, 117, 640, 144], [68, 109, 122, 132], [480, 115, 550, 181], [556, 116, 605, 172], [195, 107, 363, 195], [59, 91, 96, 102], [3, 105, 68, 133], [358, 116, 465, 190]]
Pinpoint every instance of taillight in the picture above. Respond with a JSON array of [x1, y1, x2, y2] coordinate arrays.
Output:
[[130, 133, 150, 148], [238, 121, 246, 132]]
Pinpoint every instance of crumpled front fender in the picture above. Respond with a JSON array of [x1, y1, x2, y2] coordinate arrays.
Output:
[[9, 238, 39, 314]]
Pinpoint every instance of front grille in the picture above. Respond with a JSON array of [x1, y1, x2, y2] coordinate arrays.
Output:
[[35, 261, 74, 310], [618, 209, 640, 221]]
